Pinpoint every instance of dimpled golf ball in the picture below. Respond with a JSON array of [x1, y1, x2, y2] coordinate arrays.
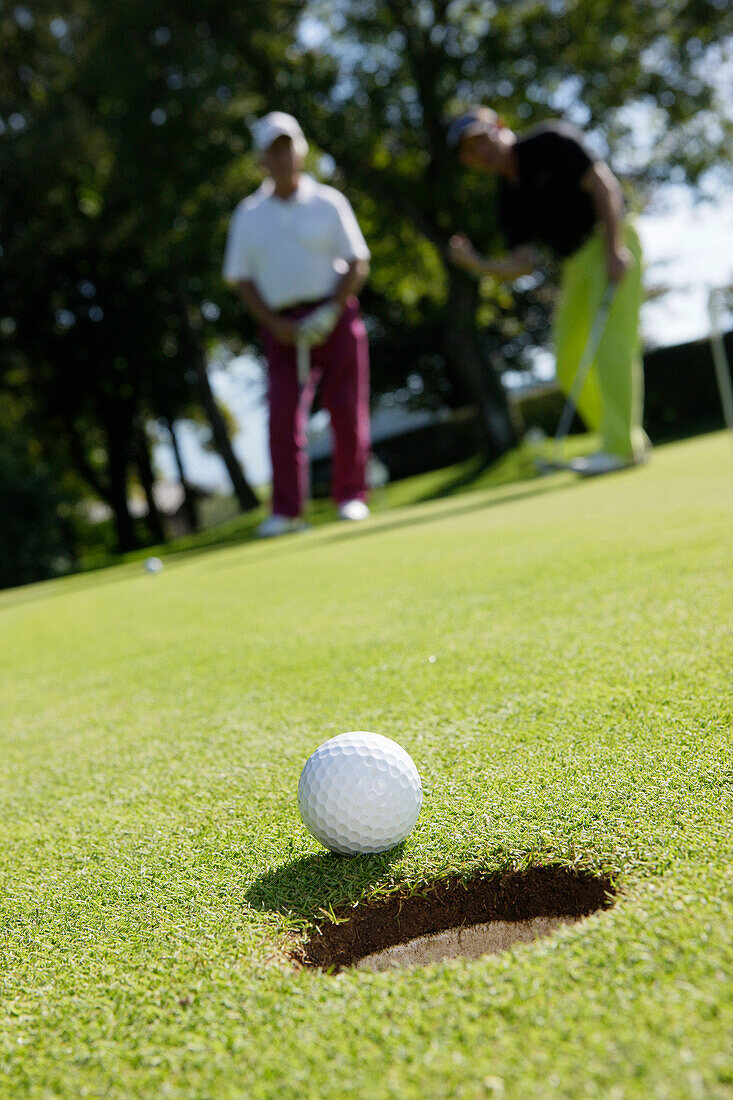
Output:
[[144, 557, 163, 573], [297, 731, 422, 855]]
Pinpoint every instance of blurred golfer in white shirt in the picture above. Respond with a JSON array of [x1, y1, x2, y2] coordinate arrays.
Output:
[[223, 112, 371, 536]]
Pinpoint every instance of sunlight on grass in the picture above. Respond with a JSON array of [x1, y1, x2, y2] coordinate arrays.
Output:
[[0, 432, 731, 1099]]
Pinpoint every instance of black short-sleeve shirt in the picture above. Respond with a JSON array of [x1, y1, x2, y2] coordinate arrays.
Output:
[[498, 122, 598, 258]]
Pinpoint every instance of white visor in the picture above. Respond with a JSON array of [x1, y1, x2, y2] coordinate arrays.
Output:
[[252, 112, 308, 157]]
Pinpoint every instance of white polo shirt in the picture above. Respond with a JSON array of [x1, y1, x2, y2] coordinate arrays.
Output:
[[222, 174, 370, 311]]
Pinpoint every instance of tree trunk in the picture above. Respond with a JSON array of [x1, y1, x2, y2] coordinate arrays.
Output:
[[66, 415, 138, 552], [105, 418, 138, 553], [165, 418, 199, 534], [443, 270, 520, 461], [133, 421, 167, 545], [67, 419, 113, 507], [175, 284, 259, 513]]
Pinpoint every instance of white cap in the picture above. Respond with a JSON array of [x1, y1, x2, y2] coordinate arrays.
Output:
[[251, 112, 308, 157]]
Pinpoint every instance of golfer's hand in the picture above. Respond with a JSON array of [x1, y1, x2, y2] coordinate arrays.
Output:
[[447, 234, 485, 275], [510, 245, 540, 276], [297, 301, 341, 348], [269, 316, 298, 345], [607, 245, 633, 284]]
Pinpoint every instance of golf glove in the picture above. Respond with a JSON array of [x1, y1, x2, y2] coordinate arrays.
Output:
[[297, 301, 340, 347]]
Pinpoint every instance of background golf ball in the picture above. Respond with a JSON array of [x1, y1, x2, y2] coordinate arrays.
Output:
[[297, 731, 422, 855], [144, 557, 163, 573]]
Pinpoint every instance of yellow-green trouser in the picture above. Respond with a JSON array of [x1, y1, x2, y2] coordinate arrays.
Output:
[[553, 222, 645, 462]]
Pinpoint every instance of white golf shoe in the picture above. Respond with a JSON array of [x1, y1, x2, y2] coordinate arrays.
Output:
[[569, 452, 635, 477], [337, 499, 370, 521], [256, 514, 306, 538]]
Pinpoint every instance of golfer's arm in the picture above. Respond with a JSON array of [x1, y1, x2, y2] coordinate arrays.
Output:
[[332, 259, 370, 311], [582, 161, 625, 255], [237, 279, 280, 330]]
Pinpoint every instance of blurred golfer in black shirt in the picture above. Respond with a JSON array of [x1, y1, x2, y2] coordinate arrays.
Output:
[[447, 108, 647, 476]]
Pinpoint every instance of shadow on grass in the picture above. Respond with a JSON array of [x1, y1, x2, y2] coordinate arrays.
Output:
[[0, 517, 260, 611], [246, 847, 407, 921], [205, 471, 579, 577], [417, 454, 506, 503], [0, 447, 575, 608]]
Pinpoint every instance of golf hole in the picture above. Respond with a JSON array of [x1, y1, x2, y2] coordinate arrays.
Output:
[[297, 865, 615, 973]]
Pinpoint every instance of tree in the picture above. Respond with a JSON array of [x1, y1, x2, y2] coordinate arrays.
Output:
[[0, 1, 306, 550], [285, 0, 732, 457], [0, 384, 72, 589], [2, 0, 730, 553]]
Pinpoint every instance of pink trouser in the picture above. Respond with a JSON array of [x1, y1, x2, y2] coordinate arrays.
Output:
[[261, 297, 370, 518]]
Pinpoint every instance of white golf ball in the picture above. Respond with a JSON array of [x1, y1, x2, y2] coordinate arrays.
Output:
[[144, 557, 163, 573], [297, 731, 422, 855]]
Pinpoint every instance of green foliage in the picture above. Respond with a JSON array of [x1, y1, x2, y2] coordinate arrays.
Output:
[[1, 1, 731, 554], [0, 1, 299, 548], [299, 0, 731, 400], [0, 382, 78, 588], [0, 435, 70, 590]]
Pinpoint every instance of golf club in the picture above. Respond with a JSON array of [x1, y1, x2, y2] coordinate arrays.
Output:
[[536, 281, 617, 473], [296, 336, 313, 523], [296, 337, 311, 388]]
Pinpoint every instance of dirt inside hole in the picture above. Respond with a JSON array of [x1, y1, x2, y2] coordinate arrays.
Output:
[[295, 865, 615, 972]]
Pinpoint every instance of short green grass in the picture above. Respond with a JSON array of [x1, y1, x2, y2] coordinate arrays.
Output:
[[87, 429, 588, 570], [1, 432, 732, 1099]]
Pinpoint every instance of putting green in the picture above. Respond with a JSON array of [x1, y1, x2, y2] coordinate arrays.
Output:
[[1, 433, 731, 1099]]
